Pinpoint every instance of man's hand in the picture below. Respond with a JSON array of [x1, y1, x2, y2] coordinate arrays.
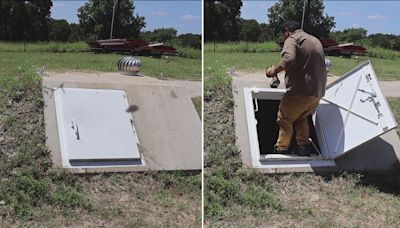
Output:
[[266, 65, 277, 78]]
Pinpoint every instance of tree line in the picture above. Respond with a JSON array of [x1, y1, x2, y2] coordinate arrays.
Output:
[[330, 28, 400, 51], [205, 0, 334, 42], [205, 0, 400, 51], [0, 0, 200, 49]]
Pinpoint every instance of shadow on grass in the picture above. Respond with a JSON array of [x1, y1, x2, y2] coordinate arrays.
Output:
[[357, 172, 400, 196], [318, 170, 400, 196]]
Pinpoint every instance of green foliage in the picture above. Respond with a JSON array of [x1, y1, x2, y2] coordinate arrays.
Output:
[[0, 41, 201, 60], [0, 0, 52, 41], [204, 42, 400, 81], [367, 46, 400, 60], [258, 23, 276, 42], [0, 52, 200, 81], [68, 23, 86, 42], [388, 98, 400, 137], [268, 0, 335, 38], [78, 0, 145, 40], [151, 171, 201, 197], [49, 19, 72, 42], [191, 97, 202, 119], [204, 51, 282, 220], [0, 41, 88, 53], [204, 0, 243, 41], [203, 57, 232, 99], [177, 33, 201, 49], [330, 28, 367, 43], [176, 47, 201, 59], [242, 184, 281, 212], [240, 19, 262, 42], [206, 175, 240, 203], [0, 65, 91, 220], [329, 30, 400, 52], [141, 28, 177, 43], [204, 41, 280, 53], [364, 33, 400, 51]]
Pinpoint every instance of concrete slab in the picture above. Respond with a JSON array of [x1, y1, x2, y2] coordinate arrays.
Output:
[[233, 71, 400, 172], [43, 72, 201, 173], [45, 71, 202, 98]]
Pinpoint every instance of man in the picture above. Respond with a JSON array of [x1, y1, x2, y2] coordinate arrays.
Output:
[[266, 20, 327, 156]]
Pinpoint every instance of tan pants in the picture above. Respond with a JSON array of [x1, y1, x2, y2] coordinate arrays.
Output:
[[276, 95, 321, 150]]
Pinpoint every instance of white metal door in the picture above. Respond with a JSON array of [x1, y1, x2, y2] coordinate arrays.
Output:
[[54, 88, 141, 165], [314, 61, 397, 159]]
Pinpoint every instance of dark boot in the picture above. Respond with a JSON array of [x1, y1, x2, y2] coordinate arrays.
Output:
[[293, 145, 312, 156], [272, 145, 290, 154]]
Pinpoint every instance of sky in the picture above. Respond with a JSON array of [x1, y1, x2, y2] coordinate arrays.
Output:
[[241, 1, 400, 35], [51, 0, 201, 35]]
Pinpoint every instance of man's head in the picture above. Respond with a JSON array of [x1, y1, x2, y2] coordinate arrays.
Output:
[[281, 20, 301, 40]]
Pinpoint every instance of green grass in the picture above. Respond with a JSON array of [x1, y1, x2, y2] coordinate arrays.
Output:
[[205, 42, 400, 80], [204, 41, 280, 53], [0, 65, 92, 220], [0, 52, 201, 81], [0, 41, 201, 59], [365, 46, 400, 60], [0, 41, 89, 53], [176, 47, 201, 59], [388, 97, 400, 137], [0, 48, 201, 226], [191, 97, 202, 119], [204, 47, 400, 226], [327, 55, 400, 80]]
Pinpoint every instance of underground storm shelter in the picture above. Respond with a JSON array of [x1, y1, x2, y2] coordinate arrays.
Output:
[[43, 72, 201, 173], [241, 61, 398, 172]]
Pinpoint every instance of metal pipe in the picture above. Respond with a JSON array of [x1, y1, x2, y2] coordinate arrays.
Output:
[[301, 0, 307, 30], [110, 0, 117, 39]]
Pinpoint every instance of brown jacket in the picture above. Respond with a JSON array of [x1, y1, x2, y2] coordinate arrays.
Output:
[[278, 29, 327, 97]]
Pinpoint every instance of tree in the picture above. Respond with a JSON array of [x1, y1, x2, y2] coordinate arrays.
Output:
[[390, 36, 400, 51], [177, 33, 201, 49], [257, 23, 275, 42], [145, 28, 177, 43], [267, 0, 335, 39], [204, 0, 243, 41], [140, 28, 177, 44], [366, 33, 393, 49], [77, 0, 145, 40], [68, 23, 86, 42], [49, 19, 72, 42], [330, 28, 367, 43], [239, 19, 261, 42], [0, 0, 52, 41]]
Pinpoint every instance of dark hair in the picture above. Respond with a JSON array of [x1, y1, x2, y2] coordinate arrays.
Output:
[[281, 21, 301, 33]]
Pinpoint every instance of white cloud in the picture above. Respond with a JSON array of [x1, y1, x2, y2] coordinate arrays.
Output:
[[368, 15, 389, 20], [152, 11, 168, 16], [181, 14, 200, 21], [53, 2, 65, 8]]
